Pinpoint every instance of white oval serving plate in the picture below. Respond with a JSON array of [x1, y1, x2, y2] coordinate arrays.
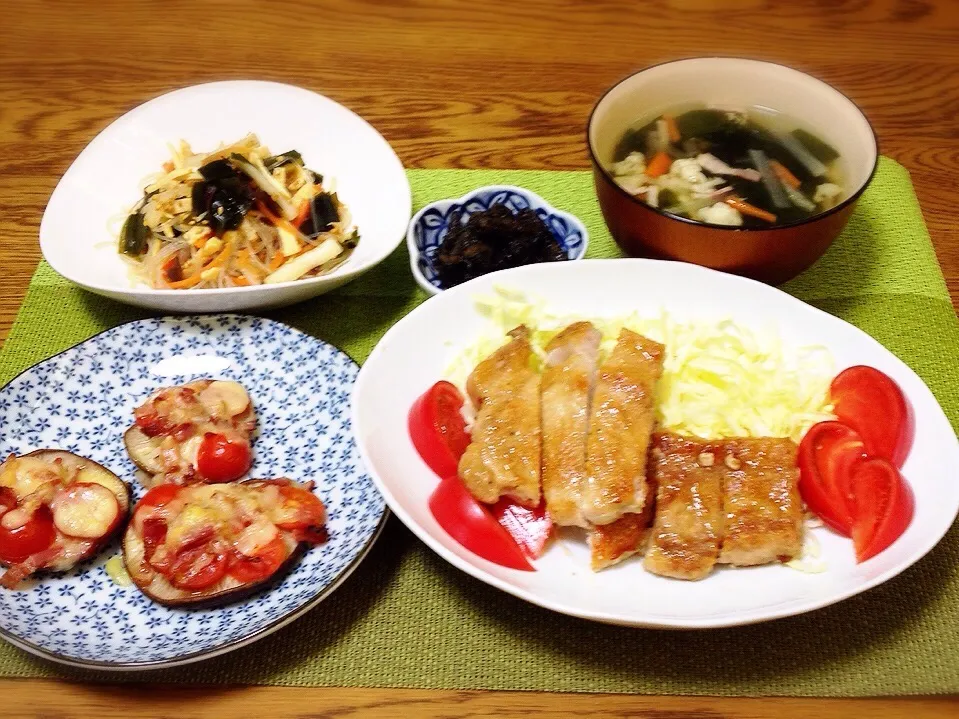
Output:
[[0, 315, 387, 669], [40, 80, 411, 313], [351, 259, 959, 629]]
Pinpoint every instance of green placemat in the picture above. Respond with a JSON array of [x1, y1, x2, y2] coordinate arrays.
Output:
[[1, 159, 957, 696]]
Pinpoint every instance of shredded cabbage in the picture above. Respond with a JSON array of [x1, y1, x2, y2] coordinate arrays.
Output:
[[445, 286, 835, 443]]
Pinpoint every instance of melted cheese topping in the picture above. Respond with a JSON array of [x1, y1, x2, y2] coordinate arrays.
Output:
[[145, 483, 288, 555]]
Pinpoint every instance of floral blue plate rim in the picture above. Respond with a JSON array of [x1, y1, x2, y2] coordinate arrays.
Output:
[[405, 184, 589, 296], [0, 314, 389, 670]]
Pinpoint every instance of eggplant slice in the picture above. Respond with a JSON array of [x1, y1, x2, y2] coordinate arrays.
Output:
[[0, 450, 131, 584], [122, 479, 325, 608], [124, 379, 257, 483]]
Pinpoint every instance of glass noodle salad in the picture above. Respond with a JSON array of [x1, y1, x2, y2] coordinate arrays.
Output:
[[118, 134, 359, 289], [446, 287, 836, 443]]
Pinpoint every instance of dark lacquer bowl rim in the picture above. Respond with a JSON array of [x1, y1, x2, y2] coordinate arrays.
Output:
[[586, 56, 880, 233]]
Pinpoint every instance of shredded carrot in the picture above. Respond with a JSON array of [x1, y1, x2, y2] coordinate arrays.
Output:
[[162, 161, 174, 173], [769, 160, 801, 190], [645, 151, 672, 178], [191, 230, 213, 248], [231, 275, 252, 286], [293, 201, 311, 228], [268, 252, 285, 272], [725, 197, 777, 223], [663, 114, 681, 144], [167, 240, 234, 288]]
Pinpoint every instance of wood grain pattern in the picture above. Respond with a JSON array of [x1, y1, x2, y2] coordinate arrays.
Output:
[[0, 679, 956, 719], [1, 0, 958, 715]]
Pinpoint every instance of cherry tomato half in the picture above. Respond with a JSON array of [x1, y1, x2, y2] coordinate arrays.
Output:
[[428, 476, 533, 571], [274, 485, 327, 543], [798, 421, 868, 536], [139, 484, 182, 509], [490, 498, 553, 560], [229, 535, 288, 583], [196, 433, 252, 483], [850, 458, 914, 563], [0, 505, 57, 565], [169, 544, 228, 591], [831, 366, 913, 467], [408, 382, 471, 479]]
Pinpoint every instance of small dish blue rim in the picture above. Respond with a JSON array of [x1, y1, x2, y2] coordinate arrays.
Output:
[[406, 184, 588, 295]]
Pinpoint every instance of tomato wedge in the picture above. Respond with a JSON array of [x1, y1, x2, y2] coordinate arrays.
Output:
[[408, 382, 471, 479], [229, 535, 288, 583], [429, 477, 533, 571], [490, 499, 553, 560], [831, 366, 913, 466], [849, 458, 914, 563], [196, 433, 252, 483], [169, 544, 228, 590], [0, 505, 57, 565], [798, 421, 868, 536]]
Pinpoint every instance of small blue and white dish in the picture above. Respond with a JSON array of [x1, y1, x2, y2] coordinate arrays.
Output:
[[406, 184, 588, 295], [0, 315, 387, 670]]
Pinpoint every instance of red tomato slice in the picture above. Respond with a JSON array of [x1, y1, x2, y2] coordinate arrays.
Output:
[[169, 544, 228, 590], [229, 534, 288, 583], [850, 458, 914, 562], [0, 487, 18, 515], [798, 421, 868, 536], [831, 366, 913, 466], [139, 484, 182, 509], [490, 499, 553, 559], [196, 433, 252, 483], [428, 476, 533, 571], [409, 381, 471, 479], [0, 505, 57, 564]]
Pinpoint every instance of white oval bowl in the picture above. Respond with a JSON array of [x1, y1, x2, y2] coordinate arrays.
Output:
[[352, 258, 959, 629], [40, 81, 411, 313]]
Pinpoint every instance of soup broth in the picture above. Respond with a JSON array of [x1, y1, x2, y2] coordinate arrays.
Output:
[[608, 105, 844, 228]]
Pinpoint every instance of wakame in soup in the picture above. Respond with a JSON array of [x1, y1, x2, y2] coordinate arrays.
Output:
[[608, 106, 844, 228]]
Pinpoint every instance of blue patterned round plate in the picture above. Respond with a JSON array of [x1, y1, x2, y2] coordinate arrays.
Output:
[[406, 184, 588, 295], [0, 315, 386, 670]]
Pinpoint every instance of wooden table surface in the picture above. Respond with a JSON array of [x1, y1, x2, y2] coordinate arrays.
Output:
[[1, 0, 958, 716]]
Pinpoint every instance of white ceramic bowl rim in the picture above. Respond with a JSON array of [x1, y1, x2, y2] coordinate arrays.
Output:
[[406, 184, 589, 295], [586, 57, 880, 233]]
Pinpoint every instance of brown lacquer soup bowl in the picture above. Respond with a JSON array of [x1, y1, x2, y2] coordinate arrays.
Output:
[[587, 58, 878, 284]]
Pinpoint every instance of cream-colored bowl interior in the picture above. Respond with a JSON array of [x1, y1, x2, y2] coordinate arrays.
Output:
[[589, 58, 877, 200]]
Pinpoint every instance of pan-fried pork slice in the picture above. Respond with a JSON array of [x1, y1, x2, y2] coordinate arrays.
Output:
[[718, 437, 803, 566], [582, 329, 664, 525], [541, 322, 601, 527], [458, 326, 542, 507], [644, 433, 724, 580], [588, 491, 655, 571]]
